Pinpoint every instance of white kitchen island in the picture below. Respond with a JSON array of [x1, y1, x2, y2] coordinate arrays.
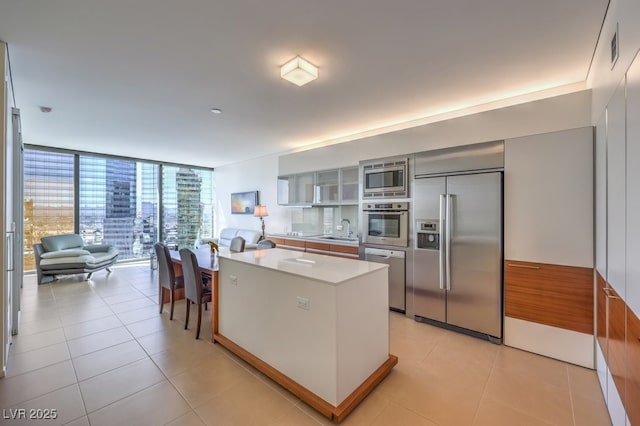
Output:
[[214, 248, 397, 423]]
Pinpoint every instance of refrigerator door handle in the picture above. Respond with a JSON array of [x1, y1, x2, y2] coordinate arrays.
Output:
[[445, 194, 452, 291], [439, 194, 446, 290]]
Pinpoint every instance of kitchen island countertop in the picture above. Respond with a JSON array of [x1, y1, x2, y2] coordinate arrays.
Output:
[[219, 248, 385, 285]]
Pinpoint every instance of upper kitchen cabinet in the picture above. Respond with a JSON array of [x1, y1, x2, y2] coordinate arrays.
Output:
[[339, 166, 359, 204], [278, 166, 359, 206], [314, 169, 339, 205], [277, 172, 315, 206]]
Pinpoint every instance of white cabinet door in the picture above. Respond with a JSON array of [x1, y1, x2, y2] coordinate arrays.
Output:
[[596, 112, 608, 277], [504, 127, 593, 267], [627, 55, 640, 316], [607, 80, 627, 298]]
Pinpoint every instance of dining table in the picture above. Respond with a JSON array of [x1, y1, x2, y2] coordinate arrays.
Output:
[[166, 246, 222, 339]]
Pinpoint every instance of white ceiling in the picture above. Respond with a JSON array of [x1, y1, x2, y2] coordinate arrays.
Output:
[[0, 0, 608, 168]]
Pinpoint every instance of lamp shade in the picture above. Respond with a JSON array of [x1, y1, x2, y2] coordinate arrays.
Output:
[[254, 205, 269, 218], [280, 56, 318, 87]]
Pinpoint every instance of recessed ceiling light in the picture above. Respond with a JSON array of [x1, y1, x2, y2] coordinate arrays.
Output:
[[280, 56, 318, 87], [39, 106, 52, 113], [210, 108, 222, 114]]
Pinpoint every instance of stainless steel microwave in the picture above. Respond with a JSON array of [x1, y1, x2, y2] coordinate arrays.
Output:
[[361, 158, 408, 198]]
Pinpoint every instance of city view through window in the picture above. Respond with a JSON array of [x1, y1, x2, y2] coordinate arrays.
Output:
[[23, 148, 214, 270]]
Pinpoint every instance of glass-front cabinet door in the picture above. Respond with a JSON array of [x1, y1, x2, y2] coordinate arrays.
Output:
[[294, 172, 315, 205], [277, 175, 292, 205], [340, 166, 359, 204], [278, 173, 315, 205], [314, 169, 339, 205]]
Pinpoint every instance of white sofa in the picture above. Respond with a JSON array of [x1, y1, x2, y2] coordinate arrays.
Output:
[[211, 228, 262, 250]]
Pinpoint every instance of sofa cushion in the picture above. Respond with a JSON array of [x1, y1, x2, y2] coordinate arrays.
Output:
[[39, 250, 118, 269], [236, 229, 262, 245], [41, 249, 91, 259], [218, 228, 238, 247], [41, 234, 84, 252], [83, 244, 112, 253], [216, 228, 262, 247]]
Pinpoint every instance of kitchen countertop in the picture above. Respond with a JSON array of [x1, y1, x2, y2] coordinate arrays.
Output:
[[219, 248, 385, 285], [267, 233, 360, 247]]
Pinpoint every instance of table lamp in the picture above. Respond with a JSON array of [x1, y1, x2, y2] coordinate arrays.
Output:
[[254, 205, 269, 238]]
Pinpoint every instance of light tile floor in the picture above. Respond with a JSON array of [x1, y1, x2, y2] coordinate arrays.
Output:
[[0, 264, 611, 425]]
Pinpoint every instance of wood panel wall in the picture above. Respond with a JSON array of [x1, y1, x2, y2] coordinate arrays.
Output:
[[627, 307, 640, 426], [504, 260, 594, 334]]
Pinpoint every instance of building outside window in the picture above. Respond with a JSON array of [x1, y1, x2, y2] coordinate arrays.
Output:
[[23, 150, 75, 270], [23, 147, 213, 270], [162, 166, 213, 250], [79, 157, 160, 261]]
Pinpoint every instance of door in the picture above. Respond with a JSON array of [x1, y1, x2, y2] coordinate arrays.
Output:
[[446, 172, 502, 337], [413, 177, 446, 322]]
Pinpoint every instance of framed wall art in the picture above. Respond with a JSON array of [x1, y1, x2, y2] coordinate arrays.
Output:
[[231, 191, 258, 214]]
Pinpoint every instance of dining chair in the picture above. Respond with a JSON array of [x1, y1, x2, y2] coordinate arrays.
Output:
[[256, 239, 276, 249], [229, 236, 246, 252], [179, 248, 212, 339], [154, 242, 184, 320]]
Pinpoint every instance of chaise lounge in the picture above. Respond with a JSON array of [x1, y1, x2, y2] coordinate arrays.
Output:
[[33, 234, 119, 285]]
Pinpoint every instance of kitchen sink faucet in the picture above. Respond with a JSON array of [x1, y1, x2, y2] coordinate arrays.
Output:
[[341, 219, 353, 238]]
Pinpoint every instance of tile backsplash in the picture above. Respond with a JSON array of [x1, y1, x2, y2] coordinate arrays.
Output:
[[286, 206, 358, 237]]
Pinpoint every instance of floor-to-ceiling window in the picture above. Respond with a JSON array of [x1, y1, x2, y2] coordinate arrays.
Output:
[[24, 147, 213, 270], [80, 156, 160, 262], [23, 149, 75, 270], [161, 166, 213, 250]]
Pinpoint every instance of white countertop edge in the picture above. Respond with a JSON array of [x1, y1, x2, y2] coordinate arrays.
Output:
[[219, 249, 387, 285]]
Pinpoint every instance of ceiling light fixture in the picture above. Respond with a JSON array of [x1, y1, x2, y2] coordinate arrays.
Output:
[[210, 108, 222, 114], [280, 56, 318, 87]]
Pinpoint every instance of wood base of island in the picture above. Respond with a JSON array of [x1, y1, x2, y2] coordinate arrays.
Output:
[[214, 332, 397, 423]]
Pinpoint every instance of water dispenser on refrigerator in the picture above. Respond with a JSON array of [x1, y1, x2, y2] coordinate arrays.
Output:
[[416, 220, 439, 250]]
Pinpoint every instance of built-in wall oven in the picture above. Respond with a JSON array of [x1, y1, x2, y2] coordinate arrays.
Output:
[[361, 158, 408, 198], [362, 202, 409, 247]]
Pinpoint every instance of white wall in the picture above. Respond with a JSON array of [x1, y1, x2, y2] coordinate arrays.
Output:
[[279, 90, 592, 175], [589, 0, 640, 122], [216, 90, 592, 239], [213, 153, 289, 237]]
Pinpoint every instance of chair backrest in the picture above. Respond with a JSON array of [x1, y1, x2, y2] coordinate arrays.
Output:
[[179, 248, 201, 303], [256, 239, 276, 249], [154, 242, 177, 290], [229, 236, 246, 253]]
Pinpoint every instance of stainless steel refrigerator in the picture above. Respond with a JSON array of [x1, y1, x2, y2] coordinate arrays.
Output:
[[413, 172, 502, 340]]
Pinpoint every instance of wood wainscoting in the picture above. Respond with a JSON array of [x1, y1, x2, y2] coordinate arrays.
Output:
[[627, 306, 640, 426], [504, 260, 593, 334]]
